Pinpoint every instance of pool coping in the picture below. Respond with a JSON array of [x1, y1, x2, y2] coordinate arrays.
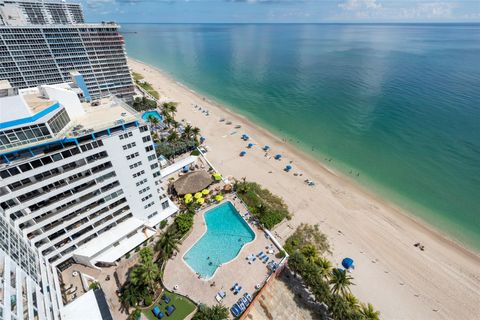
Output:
[[181, 200, 257, 281]]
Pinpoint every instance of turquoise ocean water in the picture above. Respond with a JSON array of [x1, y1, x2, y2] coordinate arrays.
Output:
[[122, 24, 480, 250]]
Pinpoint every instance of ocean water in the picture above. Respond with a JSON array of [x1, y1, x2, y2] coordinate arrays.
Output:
[[122, 24, 480, 250], [183, 202, 255, 278]]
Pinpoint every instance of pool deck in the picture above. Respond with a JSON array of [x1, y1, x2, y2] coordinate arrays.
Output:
[[163, 197, 280, 316]]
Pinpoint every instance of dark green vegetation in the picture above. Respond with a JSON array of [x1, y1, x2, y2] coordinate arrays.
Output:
[[142, 291, 196, 320], [132, 96, 157, 112], [286, 224, 380, 320], [120, 247, 160, 310], [132, 72, 159, 99], [120, 203, 198, 317], [235, 180, 291, 229], [192, 304, 229, 320], [155, 102, 201, 159]]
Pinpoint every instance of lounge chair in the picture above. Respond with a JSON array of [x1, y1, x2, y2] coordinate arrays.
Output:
[[161, 294, 170, 304], [157, 311, 165, 319], [152, 306, 161, 317], [231, 304, 241, 317], [230, 282, 238, 291], [241, 296, 249, 307], [257, 251, 264, 257], [263, 256, 269, 263], [237, 299, 246, 311], [234, 286, 242, 295], [215, 290, 226, 302], [166, 305, 176, 316], [244, 292, 253, 303]]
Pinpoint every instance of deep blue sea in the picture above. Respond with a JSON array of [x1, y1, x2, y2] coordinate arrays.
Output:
[[122, 24, 480, 250]]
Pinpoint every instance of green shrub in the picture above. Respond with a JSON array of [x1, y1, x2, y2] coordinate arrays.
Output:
[[284, 223, 330, 255], [160, 220, 168, 229], [143, 295, 152, 306], [190, 149, 200, 156], [235, 180, 291, 229], [175, 212, 194, 235]]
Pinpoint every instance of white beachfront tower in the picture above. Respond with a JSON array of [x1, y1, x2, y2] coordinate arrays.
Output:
[[0, 0, 135, 100], [0, 208, 63, 320], [0, 81, 177, 271]]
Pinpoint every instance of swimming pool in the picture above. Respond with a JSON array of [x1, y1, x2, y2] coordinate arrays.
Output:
[[183, 202, 255, 279], [142, 111, 163, 122]]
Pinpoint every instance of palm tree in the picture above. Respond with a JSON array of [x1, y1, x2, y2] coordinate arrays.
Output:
[[140, 258, 159, 293], [360, 303, 380, 320], [300, 244, 318, 264], [329, 268, 354, 296], [316, 256, 333, 280], [183, 124, 193, 139], [191, 127, 200, 140], [192, 305, 229, 320], [167, 131, 179, 143], [344, 293, 360, 311], [119, 284, 141, 310], [148, 115, 159, 127], [155, 230, 180, 258]]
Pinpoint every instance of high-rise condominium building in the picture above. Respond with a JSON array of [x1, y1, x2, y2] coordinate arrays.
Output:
[[0, 0, 84, 26], [0, 208, 63, 320], [0, 81, 177, 271], [0, 0, 135, 100]]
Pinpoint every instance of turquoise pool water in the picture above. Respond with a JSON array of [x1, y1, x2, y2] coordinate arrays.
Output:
[[142, 111, 163, 122], [183, 202, 255, 278]]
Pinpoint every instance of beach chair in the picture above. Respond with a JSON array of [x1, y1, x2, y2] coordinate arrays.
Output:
[[237, 299, 246, 311], [263, 256, 269, 263], [166, 305, 176, 316], [244, 292, 253, 303], [231, 304, 241, 317], [241, 296, 249, 307], [152, 306, 161, 318], [161, 294, 171, 304], [234, 286, 242, 295], [157, 311, 165, 319], [230, 283, 238, 291], [216, 290, 226, 302]]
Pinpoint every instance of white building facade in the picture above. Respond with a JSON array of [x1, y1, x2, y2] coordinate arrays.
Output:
[[0, 209, 62, 320], [0, 82, 177, 271], [0, 0, 135, 100]]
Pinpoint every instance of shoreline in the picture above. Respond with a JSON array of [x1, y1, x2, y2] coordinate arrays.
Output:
[[129, 57, 480, 319], [130, 57, 477, 257]]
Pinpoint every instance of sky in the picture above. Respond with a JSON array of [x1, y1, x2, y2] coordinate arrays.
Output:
[[75, 0, 480, 23]]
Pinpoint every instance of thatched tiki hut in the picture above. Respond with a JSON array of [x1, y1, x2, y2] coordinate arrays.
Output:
[[173, 171, 213, 195]]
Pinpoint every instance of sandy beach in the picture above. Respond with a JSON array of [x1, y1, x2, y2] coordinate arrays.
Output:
[[129, 58, 480, 319]]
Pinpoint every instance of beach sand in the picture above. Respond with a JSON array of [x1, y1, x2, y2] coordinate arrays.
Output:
[[129, 58, 480, 319]]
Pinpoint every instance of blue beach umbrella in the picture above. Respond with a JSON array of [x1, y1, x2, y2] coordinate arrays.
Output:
[[263, 145, 270, 151], [200, 136, 206, 143], [342, 257, 354, 269], [240, 151, 247, 157], [183, 165, 189, 173], [285, 165, 292, 172], [274, 154, 282, 160], [247, 143, 254, 148]]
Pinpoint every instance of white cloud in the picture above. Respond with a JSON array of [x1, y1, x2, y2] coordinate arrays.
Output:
[[338, 0, 382, 11], [401, 2, 457, 19]]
